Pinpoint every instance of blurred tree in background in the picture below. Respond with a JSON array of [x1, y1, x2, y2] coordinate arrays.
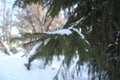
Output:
[[0, 0, 18, 55], [14, 0, 120, 80], [14, 3, 65, 54], [0, 0, 65, 56]]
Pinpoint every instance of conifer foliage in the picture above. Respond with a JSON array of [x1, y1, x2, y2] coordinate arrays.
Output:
[[106, 31, 120, 80], [14, 0, 120, 80]]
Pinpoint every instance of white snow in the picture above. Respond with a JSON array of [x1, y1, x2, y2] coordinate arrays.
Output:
[[0, 53, 89, 80], [0, 54, 58, 80], [44, 27, 85, 39], [27, 41, 43, 58], [44, 29, 72, 35], [71, 28, 85, 39]]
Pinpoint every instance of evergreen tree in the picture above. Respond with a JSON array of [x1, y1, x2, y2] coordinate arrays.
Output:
[[14, 0, 120, 80]]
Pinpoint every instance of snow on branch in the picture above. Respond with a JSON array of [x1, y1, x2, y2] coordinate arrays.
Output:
[[70, 27, 85, 39], [27, 41, 43, 59], [44, 29, 72, 35], [27, 27, 86, 58]]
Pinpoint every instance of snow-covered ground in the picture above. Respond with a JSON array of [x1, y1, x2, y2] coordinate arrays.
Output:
[[0, 53, 58, 80], [0, 53, 89, 80]]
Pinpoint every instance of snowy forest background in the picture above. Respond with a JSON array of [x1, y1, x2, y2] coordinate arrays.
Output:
[[0, 0, 120, 80]]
